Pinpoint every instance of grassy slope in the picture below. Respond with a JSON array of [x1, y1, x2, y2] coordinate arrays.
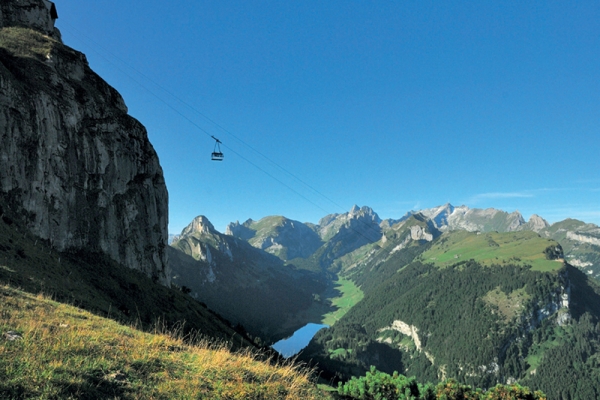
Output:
[[421, 231, 562, 271], [0, 202, 250, 345], [0, 285, 330, 400]]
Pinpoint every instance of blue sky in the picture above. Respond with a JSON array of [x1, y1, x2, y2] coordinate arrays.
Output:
[[54, 1, 599, 233]]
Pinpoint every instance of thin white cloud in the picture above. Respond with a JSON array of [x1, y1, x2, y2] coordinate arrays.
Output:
[[469, 192, 534, 203]]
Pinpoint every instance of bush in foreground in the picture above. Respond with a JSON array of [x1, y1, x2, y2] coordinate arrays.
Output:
[[338, 367, 546, 400]]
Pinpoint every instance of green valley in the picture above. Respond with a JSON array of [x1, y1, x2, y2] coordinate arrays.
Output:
[[321, 278, 364, 326]]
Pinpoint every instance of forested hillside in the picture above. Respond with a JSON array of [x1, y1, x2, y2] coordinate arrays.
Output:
[[300, 230, 600, 399]]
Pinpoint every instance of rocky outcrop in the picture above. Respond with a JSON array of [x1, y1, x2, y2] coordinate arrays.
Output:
[[382, 216, 437, 255], [318, 205, 382, 242], [174, 216, 233, 263], [410, 225, 433, 241], [225, 219, 256, 240], [181, 215, 217, 237], [0, 0, 60, 38], [521, 214, 550, 232], [566, 231, 600, 247], [384, 320, 422, 350], [0, 1, 169, 284]]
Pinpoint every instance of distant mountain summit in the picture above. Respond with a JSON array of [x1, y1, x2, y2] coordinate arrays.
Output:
[[522, 214, 550, 232], [318, 205, 382, 242], [226, 216, 322, 260], [400, 203, 550, 234], [181, 215, 218, 236]]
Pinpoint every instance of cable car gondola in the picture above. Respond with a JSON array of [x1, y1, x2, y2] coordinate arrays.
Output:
[[211, 136, 224, 161]]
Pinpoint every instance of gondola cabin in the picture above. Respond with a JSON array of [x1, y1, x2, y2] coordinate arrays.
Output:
[[211, 136, 224, 161]]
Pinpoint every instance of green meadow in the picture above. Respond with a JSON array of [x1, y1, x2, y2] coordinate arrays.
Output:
[[422, 231, 563, 272], [321, 278, 364, 326]]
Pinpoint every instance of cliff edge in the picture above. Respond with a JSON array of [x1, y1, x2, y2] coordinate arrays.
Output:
[[0, 0, 170, 284]]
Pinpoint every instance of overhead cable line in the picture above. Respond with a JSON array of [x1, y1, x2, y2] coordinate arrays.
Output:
[[60, 23, 336, 216], [60, 22, 389, 244], [61, 21, 350, 214]]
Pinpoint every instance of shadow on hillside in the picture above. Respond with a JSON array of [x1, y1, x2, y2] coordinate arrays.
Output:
[[53, 371, 132, 400], [567, 264, 600, 319]]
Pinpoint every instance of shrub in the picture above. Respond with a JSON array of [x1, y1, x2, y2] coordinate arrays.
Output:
[[338, 366, 435, 400]]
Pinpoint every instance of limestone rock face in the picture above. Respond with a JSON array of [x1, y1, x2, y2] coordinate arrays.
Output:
[[225, 219, 255, 241], [415, 204, 528, 233], [226, 216, 323, 260], [318, 205, 382, 242], [566, 231, 600, 247], [522, 214, 550, 232], [0, 3, 170, 284], [181, 216, 217, 237], [410, 225, 433, 241]]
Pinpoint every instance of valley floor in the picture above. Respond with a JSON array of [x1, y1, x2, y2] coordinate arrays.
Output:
[[274, 276, 364, 340]]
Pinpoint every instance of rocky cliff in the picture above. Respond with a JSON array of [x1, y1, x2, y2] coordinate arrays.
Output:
[[0, 0, 170, 284]]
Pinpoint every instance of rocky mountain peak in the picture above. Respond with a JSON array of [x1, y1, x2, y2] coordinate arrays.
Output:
[[507, 210, 526, 231], [318, 205, 381, 241], [181, 216, 216, 237], [349, 205, 381, 223], [225, 219, 256, 240], [525, 214, 550, 232]]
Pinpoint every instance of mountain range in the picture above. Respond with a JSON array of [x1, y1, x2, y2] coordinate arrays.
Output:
[[169, 203, 600, 399], [194, 203, 598, 281]]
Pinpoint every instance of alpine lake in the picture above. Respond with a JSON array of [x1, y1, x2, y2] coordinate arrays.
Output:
[[271, 323, 329, 358]]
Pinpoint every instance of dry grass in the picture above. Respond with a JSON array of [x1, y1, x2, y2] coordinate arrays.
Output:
[[0, 284, 332, 399], [0, 27, 55, 60]]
